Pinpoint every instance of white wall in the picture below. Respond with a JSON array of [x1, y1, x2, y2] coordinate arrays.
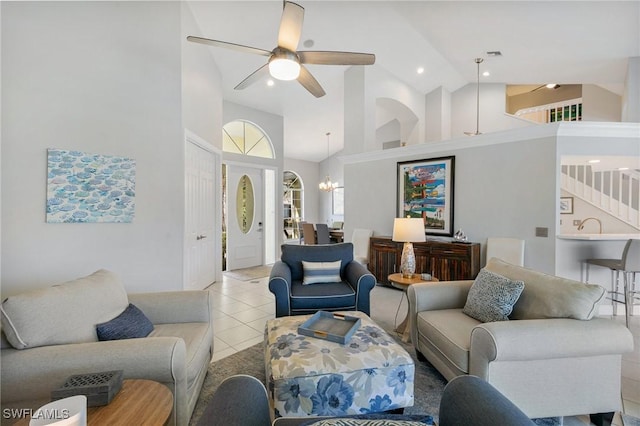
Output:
[[181, 3, 223, 148], [582, 84, 622, 122], [622, 57, 640, 122], [1, 2, 222, 296], [451, 83, 532, 138], [425, 86, 452, 143], [318, 154, 344, 226]]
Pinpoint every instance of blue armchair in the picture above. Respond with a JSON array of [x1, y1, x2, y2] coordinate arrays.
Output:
[[269, 243, 376, 317]]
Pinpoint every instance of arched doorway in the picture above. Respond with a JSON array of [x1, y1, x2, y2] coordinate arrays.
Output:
[[222, 120, 275, 271]]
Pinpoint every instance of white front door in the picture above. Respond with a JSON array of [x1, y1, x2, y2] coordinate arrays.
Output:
[[184, 137, 218, 290], [226, 165, 264, 270]]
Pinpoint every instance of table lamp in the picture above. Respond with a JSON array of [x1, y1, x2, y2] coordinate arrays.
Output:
[[392, 217, 426, 278]]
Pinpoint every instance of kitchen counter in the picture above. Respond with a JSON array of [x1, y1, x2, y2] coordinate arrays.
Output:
[[557, 233, 640, 241]]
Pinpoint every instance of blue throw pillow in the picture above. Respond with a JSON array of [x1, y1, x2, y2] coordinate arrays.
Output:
[[96, 303, 154, 341]]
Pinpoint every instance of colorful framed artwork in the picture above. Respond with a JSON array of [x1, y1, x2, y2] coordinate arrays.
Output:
[[560, 197, 573, 214], [46, 148, 136, 223], [397, 156, 455, 236]]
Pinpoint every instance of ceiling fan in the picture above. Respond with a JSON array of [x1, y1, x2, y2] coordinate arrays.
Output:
[[187, 1, 375, 98]]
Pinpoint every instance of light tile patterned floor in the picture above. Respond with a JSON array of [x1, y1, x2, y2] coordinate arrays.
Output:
[[208, 273, 640, 425]]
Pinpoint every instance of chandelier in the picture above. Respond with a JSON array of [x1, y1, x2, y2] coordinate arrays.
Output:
[[319, 132, 339, 192]]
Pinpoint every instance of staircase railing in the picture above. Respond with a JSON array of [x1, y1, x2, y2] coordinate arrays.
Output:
[[561, 165, 640, 230], [515, 98, 582, 124]]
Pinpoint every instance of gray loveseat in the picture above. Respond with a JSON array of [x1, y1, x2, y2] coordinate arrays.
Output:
[[0, 269, 214, 426], [408, 257, 634, 419]]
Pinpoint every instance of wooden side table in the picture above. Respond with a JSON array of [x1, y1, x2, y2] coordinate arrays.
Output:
[[388, 273, 439, 342], [15, 379, 173, 426], [88, 379, 172, 426]]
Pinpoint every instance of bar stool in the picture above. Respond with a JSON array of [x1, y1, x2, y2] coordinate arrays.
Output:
[[585, 239, 639, 327]]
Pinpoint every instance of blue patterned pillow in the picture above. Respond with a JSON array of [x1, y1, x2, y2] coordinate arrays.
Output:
[[463, 269, 525, 323], [96, 303, 154, 341], [302, 260, 342, 285]]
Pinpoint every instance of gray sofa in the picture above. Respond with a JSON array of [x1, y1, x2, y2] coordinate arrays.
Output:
[[0, 269, 214, 426], [408, 257, 635, 419]]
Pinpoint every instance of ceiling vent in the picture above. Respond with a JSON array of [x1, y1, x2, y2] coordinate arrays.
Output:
[[486, 51, 502, 57]]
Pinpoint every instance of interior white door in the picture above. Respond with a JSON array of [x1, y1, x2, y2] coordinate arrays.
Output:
[[226, 165, 263, 270], [184, 140, 217, 290]]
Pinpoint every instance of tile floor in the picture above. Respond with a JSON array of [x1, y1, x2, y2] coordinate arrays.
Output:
[[208, 273, 640, 425]]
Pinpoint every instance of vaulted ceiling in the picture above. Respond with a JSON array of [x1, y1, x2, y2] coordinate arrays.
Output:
[[187, 1, 640, 162]]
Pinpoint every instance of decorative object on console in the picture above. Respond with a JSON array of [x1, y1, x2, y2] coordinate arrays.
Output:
[[319, 132, 339, 191], [453, 229, 468, 242], [397, 156, 455, 236], [393, 217, 426, 278]]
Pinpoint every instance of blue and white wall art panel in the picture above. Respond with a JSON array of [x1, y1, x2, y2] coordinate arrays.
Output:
[[46, 149, 136, 223]]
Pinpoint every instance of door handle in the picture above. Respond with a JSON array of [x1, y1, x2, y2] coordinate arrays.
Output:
[[197, 235, 207, 240]]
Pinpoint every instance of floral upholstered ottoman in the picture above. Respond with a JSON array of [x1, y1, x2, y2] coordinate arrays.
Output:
[[264, 311, 414, 418]]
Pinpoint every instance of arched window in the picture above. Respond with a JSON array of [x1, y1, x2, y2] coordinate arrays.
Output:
[[283, 170, 304, 240], [222, 120, 275, 158]]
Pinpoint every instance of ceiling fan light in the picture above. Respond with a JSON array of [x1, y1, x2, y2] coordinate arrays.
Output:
[[269, 57, 300, 81]]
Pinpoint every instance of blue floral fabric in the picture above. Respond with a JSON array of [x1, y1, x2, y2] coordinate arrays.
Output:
[[265, 312, 415, 418]]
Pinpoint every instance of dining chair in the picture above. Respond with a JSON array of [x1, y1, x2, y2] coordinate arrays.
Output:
[[486, 237, 525, 266], [315, 223, 331, 244], [351, 228, 373, 266], [302, 223, 316, 245]]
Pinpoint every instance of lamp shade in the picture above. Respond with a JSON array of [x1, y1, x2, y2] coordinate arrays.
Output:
[[392, 218, 426, 243]]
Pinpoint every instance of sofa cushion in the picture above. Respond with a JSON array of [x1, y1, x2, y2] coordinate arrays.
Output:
[[96, 303, 154, 341], [290, 281, 356, 311], [463, 269, 524, 323], [485, 257, 606, 320], [302, 260, 342, 285], [416, 309, 480, 374], [0, 270, 129, 349]]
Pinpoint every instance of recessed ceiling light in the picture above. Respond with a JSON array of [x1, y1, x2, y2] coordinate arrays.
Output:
[[303, 39, 314, 48], [588, 159, 601, 164], [618, 167, 630, 171], [482, 71, 490, 77], [546, 83, 559, 89], [417, 67, 425, 74], [267, 79, 275, 87]]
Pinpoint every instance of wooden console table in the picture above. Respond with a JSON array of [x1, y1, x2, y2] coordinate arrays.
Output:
[[369, 236, 480, 286]]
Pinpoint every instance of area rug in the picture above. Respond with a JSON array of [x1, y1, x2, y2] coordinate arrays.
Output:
[[223, 264, 273, 281], [189, 328, 447, 425]]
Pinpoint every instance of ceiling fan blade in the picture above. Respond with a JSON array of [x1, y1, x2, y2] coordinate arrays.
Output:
[[298, 51, 376, 66], [277, 1, 304, 51], [297, 65, 326, 98], [187, 36, 271, 57], [234, 64, 270, 90]]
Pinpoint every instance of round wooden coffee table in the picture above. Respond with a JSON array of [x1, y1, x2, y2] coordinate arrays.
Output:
[[88, 379, 172, 425], [15, 379, 173, 426], [388, 273, 438, 342]]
